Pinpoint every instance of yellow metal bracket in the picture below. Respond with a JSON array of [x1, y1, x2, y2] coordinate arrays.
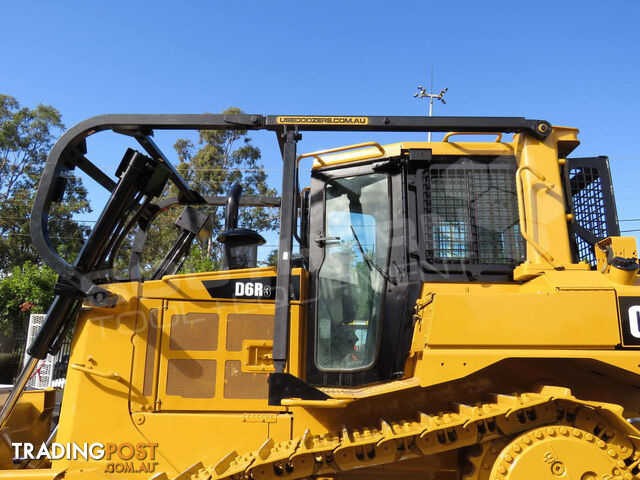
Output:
[[515, 165, 557, 266], [241, 340, 275, 373], [595, 236, 639, 285]]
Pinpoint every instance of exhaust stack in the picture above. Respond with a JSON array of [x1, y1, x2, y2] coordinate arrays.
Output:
[[217, 183, 266, 269]]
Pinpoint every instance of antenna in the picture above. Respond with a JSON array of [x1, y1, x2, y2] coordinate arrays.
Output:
[[430, 65, 434, 95], [414, 68, 448, 141]]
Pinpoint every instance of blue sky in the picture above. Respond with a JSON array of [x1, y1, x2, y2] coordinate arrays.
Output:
[[2, 1, 639, 251]]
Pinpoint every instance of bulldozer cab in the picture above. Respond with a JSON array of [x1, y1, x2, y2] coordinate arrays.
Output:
[[305, 146, 529, 386]]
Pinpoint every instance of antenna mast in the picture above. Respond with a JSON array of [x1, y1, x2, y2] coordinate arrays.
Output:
[[414, 70, 448, 142]]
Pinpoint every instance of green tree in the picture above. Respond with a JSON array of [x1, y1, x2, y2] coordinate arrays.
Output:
[[137, 107, 278, 275], [0, 262, 57, 343], [0, 94, 91, 271], [266, 249, 279, 267]]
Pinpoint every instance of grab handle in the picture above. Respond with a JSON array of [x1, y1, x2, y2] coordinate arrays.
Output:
[[298, 142, 385, 166], [443, 132, 503, 143], [70, 363, 122, 382], [515, 165, 556, 265]]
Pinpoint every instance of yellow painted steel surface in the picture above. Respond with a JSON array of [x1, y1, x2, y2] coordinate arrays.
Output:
[[0, 389, 56, 470], [423, 289, 618, 347], [4, 126, 640, 479]]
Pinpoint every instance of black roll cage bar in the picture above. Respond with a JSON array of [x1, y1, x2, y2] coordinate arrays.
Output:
[[29, 113, 551, 371]]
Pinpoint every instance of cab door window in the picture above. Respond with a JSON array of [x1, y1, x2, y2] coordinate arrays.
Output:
[[315, 173, 391, 371]]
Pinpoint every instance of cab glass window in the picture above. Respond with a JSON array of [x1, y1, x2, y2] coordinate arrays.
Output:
[[315, 173, 391, 371]]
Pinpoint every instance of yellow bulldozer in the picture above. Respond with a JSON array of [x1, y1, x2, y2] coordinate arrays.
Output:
[[1, 113, 639, 479]]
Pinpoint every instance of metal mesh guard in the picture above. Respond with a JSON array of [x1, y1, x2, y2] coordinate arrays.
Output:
[[423, 159, 524, 266], [569, 166, 608, 265]]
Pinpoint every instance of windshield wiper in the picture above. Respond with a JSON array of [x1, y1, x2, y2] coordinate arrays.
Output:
[[349, 226, 397, 285]]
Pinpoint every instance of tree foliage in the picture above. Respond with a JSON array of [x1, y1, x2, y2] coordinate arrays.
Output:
[[0, 262, 57, 335], [266, 249, 279, 267], [0, 94, 91, 349], [0, 94, 90, 271]]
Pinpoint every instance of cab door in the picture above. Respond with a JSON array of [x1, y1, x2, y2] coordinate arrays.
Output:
[[306, 163, 412, 387]]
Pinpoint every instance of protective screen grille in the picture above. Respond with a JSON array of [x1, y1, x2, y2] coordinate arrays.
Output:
[[567, 162, 618, 265], [166, 358, 216, 398], [423, 159, 524, 265]]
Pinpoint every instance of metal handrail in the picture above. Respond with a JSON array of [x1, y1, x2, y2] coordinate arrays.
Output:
[[297, 142, 385, 166], [70, 363, 122, 382], [443, 131, 504, 142], [515, 165, 556, 266]]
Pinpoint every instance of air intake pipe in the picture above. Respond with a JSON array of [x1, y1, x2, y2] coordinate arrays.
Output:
[[217, 183, 266, 269]]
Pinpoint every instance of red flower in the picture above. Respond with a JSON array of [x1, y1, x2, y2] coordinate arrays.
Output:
[[20, 301, 35, 312]]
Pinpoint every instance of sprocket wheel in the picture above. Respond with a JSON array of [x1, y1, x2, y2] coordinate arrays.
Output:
[[463, 438, 510, 480], [489, 425, 635, 480]]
